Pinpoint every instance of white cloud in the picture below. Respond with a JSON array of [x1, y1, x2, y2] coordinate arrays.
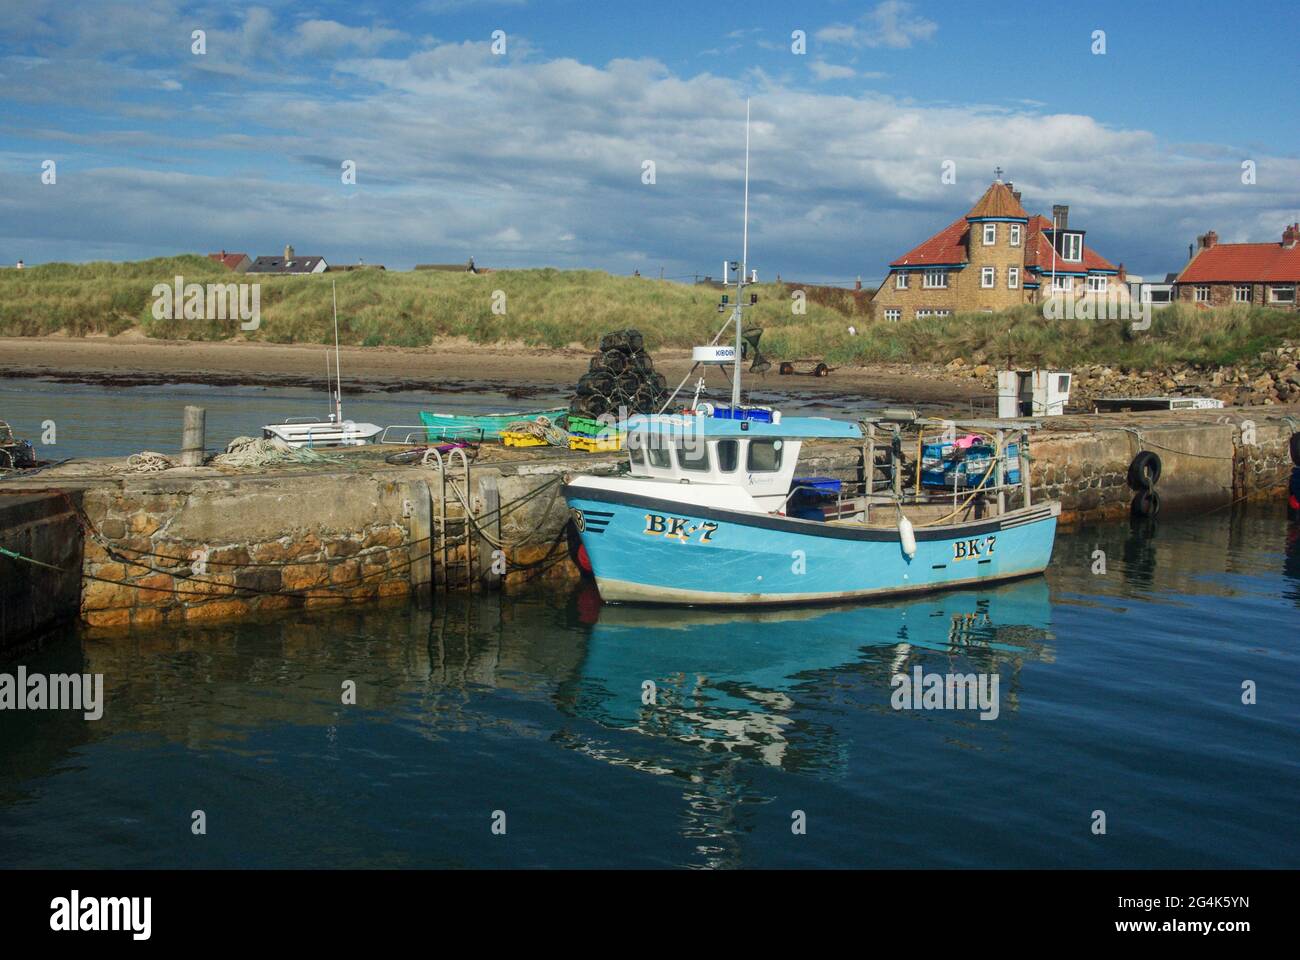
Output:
[[810, 61, 855, 81], [3, 3, 1298, 281], [293, 20, 405, 56], [816, 1, 938, 50]]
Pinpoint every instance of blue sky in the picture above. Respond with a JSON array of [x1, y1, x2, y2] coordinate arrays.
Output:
[[2, 0, 1299, 282]]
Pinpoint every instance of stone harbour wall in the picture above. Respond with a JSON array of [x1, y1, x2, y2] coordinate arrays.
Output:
[[79, 472, 428, 629], [0, 491, 84, 652]]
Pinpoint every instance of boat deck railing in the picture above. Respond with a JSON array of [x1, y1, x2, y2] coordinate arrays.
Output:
[[379, 424, 487, 445]]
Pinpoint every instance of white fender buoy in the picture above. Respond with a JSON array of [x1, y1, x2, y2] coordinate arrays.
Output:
[[898, 515, 917, 559]]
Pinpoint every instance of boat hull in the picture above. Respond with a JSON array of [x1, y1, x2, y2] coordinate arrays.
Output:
[[564, 484, 1059, 606], [419, 408, 567, 441]]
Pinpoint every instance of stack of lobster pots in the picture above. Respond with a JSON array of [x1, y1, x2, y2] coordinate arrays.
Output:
[[569, 329, 668, 420]]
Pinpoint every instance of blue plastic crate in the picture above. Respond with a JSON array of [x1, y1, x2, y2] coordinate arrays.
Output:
[[711, 405, 774, 423], [920, 441, 1021, 488], [793, 476, 841, 495]]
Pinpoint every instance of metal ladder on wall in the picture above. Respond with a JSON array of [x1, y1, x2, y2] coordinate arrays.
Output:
[[423, 446, 476, 590]]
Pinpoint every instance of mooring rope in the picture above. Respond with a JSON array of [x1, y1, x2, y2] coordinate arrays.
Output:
[[502, 416, 570, 447]]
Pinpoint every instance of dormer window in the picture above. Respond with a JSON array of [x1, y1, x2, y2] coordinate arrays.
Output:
[[982, 223, 996, 246], [1060, 233, 1082, 262]]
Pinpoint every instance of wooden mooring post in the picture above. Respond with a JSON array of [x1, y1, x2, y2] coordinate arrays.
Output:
[[179, 405, 206, 467]]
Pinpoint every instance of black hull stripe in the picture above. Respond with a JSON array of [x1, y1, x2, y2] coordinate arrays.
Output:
[[564, 484, 1057, 543]]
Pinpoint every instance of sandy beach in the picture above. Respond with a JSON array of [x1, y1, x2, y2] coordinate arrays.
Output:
[[0, 335, 990, 410]]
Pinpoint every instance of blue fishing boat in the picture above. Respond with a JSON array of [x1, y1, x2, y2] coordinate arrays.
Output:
[[562, 99, 1059, 606], [563, 411, 1059, 605]]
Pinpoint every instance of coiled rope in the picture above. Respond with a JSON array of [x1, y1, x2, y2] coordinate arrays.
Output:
[[503, 416, 570, 447]]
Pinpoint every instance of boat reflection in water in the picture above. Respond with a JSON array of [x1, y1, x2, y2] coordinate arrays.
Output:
[[562, 578, 1055, 773]]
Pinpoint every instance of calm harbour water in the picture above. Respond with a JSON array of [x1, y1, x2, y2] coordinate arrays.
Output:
[[0, 375, 856, 461], [2, 505, 1297, 869]]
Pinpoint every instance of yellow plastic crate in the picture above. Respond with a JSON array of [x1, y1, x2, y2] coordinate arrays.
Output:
[[502, 430, 548, 448], [569, 434, 624, 453]]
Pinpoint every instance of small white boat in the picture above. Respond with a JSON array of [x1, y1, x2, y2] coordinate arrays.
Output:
[[262, 280, 381, 448], [263, 418, 382, 447]]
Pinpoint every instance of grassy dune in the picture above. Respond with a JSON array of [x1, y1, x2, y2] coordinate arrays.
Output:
[[0, 256, 1293, 370]]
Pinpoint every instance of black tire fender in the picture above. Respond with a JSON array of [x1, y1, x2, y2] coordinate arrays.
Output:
[[1127, 450, 1162, 490], [1131, 487, 1161, 518]]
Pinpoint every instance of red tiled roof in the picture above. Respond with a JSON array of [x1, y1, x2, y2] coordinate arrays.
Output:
[[208, 252, 249, 270], [889, 216, 970, 267], [966, 181, 1029, 220], [1177, 241, 1300, 283], [1023, 215, 1116, 273], [889, 212, 1118, 272]]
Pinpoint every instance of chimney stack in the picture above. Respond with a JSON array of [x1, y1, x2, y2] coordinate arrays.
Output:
[[1051, 204, 1069, 231], [284, 244, 294, 260], [1197, 230, 1218, 250], [1117, 263, 1127, 282], [1283, 224, 1299, 249]]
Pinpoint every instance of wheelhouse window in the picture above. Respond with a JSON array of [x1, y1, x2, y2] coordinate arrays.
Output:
[[747, 438, 784, 473], [676, 440, 709, 472], [1008, 266, 1020, 289], [922, 269, 948, 289], [646, 445, 671, 469], [1234, 285, 1252, 303], [628, 445, 645, 467], [1269, 285, 1295, 303], [1009, 224, 1022, 246], [982, 223, 996, 246], [1195, 285, 1210, 303], [981, 266, 995, 288], [716, 439, 739, 472]]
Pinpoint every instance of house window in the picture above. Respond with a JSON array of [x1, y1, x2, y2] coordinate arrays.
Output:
[[1060, 233, 1082, 262], [982, 223, 996, 246], [1086, 276, 1108, 292], [1009, 224, 1022, 246], [1008, 266, 1020, 289], [1234, 285, 1252, 303], [922, 269, 947, 289], [1051, 276, 1073, 292], [981, 266, 995, 288], [916, 309, 952, 319], [1195, 285, 1210, 303], [884, 308, 901, 322], [1269, 285, 1295, 303], [895, 272, 909, 290]]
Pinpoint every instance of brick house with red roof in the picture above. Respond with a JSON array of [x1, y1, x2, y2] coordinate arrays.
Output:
[[870, 180, 1129, 321], [1174, 225, 1300, 311], [207, 251, 251, 273]]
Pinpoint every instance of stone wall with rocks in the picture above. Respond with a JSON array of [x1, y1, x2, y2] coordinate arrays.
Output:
[[0, 491, 83, 652], [939, 340, 1300, 409], [79, 472, 426, 629]]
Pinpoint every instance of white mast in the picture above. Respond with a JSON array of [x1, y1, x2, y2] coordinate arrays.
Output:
[[332, 279, 343, 424], [732, 98, 751, 409]]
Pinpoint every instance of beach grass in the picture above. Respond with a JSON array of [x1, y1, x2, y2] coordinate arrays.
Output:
[[0, 256, 1292, 369]]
